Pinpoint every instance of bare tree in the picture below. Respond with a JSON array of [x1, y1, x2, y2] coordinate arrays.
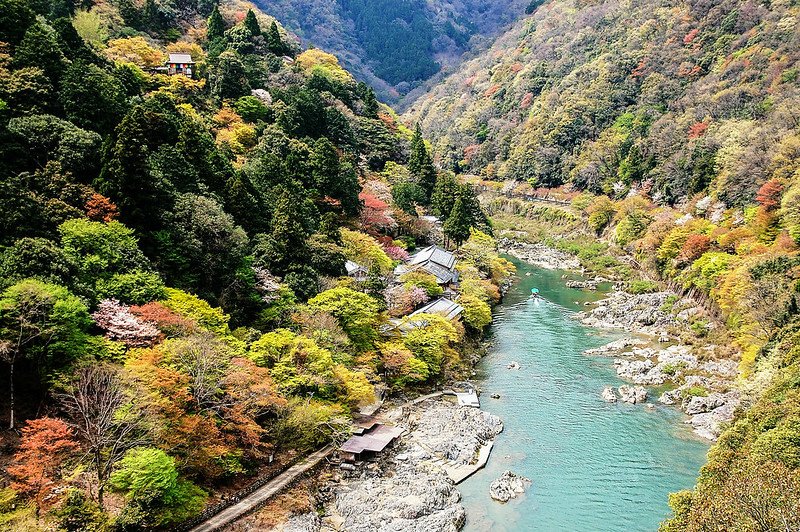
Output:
[[58, 365, 149, 509], [169, 333, 230, 415]]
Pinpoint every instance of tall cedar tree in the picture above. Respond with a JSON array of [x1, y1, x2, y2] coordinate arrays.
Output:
[[408, 124, 436, 202], [431, 172, 459, 219], [243, 9, 260, 36], [206, 5, 224, 41], [443, 185, 488, 246], [267, 20, 285, 55]]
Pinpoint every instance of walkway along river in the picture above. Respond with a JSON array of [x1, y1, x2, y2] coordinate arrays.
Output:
[[459, 258, 710, 531]]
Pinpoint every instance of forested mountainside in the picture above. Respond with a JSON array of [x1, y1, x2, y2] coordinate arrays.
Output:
[[0, 0, 504, 528], [409, 0, 800, 205], [254, 0, 532, 102], [408, 0, 800, 528]]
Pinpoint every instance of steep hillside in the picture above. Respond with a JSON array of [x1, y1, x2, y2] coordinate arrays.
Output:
[[254, 0, 532, 102], [0, 0, 502, 528], [409, 0, 800, 206], [406, 0, 800, 528]]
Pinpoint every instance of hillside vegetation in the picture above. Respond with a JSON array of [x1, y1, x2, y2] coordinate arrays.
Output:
[[408, 0, 800, 527], [0, 0, 505, 529], [254, 0, 532, 102]]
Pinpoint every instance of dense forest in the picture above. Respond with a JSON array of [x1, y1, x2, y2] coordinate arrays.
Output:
[[0, 0, 503, 529], [252, 0, 531, 102], [408, 0, 800, 528]]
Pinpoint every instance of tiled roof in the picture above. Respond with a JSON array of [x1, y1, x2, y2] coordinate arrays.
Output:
[[167, 53, 194, 64], [410, 297, 464, 321], [409, 245, 456, 270], [340, 424, 403, 454]]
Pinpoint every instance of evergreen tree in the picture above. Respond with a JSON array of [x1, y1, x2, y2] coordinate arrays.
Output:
[[443, 194, 472, 247], [267, 21, 285, 55], [211, 50, 251, 100], [408, 124, 436, 201], [363, 87, 379, 118], [206, 5, 225, 41], [443, 185, 489, 247], [0, 0, 34, 46], [430, 172, 459, 219], [60, 61, 128, 135], [243, 9, 261, 36], [13, 21, 67, 85]]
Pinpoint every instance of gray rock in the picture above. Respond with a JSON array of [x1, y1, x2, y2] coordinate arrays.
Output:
[[498, 239, 581, 270], [658, 389, 682, 405], [583, 337, 648, 356], [274, 513, 321, 532], [601, 387, 617, 402], [489, 471, 531, 503], [618, 385, 648, 404]]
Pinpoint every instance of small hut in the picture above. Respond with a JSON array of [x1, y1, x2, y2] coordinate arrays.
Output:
[[339, 424, 403, 463], [166, 53, 195, 77]]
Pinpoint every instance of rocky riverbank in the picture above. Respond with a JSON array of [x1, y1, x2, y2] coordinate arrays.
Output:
[[586, 332, 739, 440], [498, 238, 581, 271], [308, 398, 503, 531]]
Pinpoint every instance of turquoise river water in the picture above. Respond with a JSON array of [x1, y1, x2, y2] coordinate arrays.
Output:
[[459, 258, 710, 531]]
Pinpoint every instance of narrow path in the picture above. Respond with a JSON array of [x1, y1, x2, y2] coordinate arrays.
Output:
[[190, 445, 333, 532]]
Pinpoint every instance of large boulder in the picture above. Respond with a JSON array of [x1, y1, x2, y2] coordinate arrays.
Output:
[[601, 386, 618, 403], [489, 471, 531, 503], [618, 385, 648, 404]]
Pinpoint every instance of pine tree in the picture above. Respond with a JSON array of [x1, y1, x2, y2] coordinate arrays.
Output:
[[206, 5, 224, 41], [443, 185, 489, 247], [408, 124, 437, 202], [430, 172, 459, 219], [443, 194, 472, 247], [267, 21, 285, 55], [13, 21, 67, 84], [363, 87, 379, 118], [244, 9, 260, 36]]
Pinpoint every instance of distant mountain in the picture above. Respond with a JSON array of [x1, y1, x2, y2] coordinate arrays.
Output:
[[254, 0, 531, 103], [406, 0, 800, 206]]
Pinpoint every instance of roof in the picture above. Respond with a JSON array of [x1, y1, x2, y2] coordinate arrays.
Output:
[[409, 245, 456, 270], [345, 260, 366, 275], [167, 53, 194, 64], [340, 424, 403, 454], [411, 297, 464, 321]]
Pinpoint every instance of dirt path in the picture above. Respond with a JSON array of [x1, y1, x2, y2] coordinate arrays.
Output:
[[189, 445, 333, 532]]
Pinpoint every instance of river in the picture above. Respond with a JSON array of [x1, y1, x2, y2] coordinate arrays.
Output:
[[459, 258, 709, 531]]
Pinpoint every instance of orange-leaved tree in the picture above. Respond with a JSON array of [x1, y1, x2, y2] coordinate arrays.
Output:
[[8, 417, 79, 517]]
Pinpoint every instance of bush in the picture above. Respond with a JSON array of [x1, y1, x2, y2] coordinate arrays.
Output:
[[459, 294, 492, 330], [628, 280, 659, 294]]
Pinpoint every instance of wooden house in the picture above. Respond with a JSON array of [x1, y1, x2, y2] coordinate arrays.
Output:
[[166, 53, 195, 77]]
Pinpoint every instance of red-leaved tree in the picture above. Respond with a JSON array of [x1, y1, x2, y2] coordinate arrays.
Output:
[[756, 179, 784, 211], [8, 417, 79, 516]]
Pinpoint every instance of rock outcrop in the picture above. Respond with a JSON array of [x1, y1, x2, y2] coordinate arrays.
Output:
[[601, 387, 617, 402], [489, 471, 531, 503], [498, 239, 581, 270], [578, 291, 681, 334], [618, 385, 648, 404], [330, 400, 503, 531]]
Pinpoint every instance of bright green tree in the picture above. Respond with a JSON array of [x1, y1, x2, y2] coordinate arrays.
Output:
[[0, 280, 90, 428], [110, 447, 206, 527], [307, 287, 381, 350]]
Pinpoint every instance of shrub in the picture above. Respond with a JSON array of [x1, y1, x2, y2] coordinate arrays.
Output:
[[628, 280, 659, 294]]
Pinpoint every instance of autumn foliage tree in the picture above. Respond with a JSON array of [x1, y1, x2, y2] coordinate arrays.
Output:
[[9, 417, 79, 516]]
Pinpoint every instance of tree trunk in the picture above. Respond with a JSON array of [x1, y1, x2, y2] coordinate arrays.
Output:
[[8, 359, 14, 430]]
